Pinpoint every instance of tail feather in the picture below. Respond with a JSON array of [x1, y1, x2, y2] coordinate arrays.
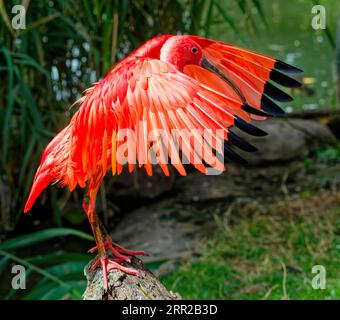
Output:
[[24, 125, 75, 213], [24, 168, 53, 213]]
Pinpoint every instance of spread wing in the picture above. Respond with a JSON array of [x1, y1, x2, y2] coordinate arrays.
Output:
[[24, 35, 303, 213], [70, 57, 267, 185], [188, 35, 302, 117]]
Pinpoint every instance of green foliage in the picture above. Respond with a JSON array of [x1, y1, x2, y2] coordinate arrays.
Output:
[[0, 228, 92, 250], [313, 145, 340, 165], [0, 228, 92, 300], [302, 143, 340, 189]]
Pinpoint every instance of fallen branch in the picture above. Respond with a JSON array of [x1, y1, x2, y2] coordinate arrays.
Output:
[[83, 256, 181, 300], [285, 108, 340, 120]]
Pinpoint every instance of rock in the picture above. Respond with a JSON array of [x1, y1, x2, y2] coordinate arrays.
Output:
[[231, 118, 336, 165], [174, 169, 243, 202], [111, 166, 175, 198], [328, 115, 340, 139], [111, 202, 203, 261], [174, 162, 305, 203]]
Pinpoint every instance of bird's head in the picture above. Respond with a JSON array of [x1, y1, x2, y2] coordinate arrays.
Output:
[[160, 35, 204, 71], [160, 36, 238, 94]]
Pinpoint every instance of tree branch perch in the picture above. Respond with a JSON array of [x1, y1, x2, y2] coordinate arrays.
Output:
[[83, 256, 181, 300]]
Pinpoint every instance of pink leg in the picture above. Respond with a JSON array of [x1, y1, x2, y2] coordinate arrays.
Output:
[[83, 185, 143, 291]]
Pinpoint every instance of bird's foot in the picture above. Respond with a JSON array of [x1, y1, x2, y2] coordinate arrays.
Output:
[[88, 239, 148, 263], [89, 240, 148, 289], [90, 256, 140, 291]]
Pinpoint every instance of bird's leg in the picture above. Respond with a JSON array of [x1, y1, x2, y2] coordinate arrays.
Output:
[[83, 188, 142, 291], [89, 217, 147, 260]]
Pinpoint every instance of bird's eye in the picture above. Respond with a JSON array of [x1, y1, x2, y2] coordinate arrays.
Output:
[[191, 47, 198, 54]]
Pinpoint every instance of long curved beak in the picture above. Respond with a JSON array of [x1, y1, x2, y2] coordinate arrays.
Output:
[[200, 56, 246, 103]]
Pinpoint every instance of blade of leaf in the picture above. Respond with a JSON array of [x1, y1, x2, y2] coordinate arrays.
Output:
[[0, 228, 92, 251]]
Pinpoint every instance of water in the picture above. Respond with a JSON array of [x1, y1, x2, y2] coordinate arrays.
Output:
[[211, 0, 339, 110]]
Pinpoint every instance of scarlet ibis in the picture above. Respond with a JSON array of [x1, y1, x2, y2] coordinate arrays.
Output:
[[24, 34, 302, 290]]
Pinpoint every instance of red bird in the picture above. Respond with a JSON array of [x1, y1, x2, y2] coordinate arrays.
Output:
[[24, 34, 302, 290]]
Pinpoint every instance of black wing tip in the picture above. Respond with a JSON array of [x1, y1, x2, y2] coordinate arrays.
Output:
[[260, 96, 285, 116], [241, 103, 271, 117], [228, 130, 258, 152], [269, 69, 302, 88], [224, 143, 248, 164], [234, 114, 268, 137], [264, 82, 293, 103], [274, 60, 304, 75]]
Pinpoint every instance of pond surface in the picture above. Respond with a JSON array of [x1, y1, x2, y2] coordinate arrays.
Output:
[[212, 0, 339, 111]]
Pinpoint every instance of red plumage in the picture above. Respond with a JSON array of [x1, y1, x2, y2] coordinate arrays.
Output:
[[24, 34, 302, 289]]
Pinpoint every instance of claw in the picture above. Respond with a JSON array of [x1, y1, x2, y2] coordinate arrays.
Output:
[[90, 258, 101, 270], [88, 240, 146, 290], [89, 242, 131, 262], [88, 239, 148, 260], [111, 241, 148, 256], [91, 256, 141, 290]]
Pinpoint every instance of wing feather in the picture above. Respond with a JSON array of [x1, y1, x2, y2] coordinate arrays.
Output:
[[70, 57, 266, 179], [25, 34, 302, 213], [189, 35, 302, 116]]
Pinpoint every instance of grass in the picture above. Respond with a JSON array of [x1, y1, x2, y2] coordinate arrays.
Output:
[[163, 191, 340, 299]]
